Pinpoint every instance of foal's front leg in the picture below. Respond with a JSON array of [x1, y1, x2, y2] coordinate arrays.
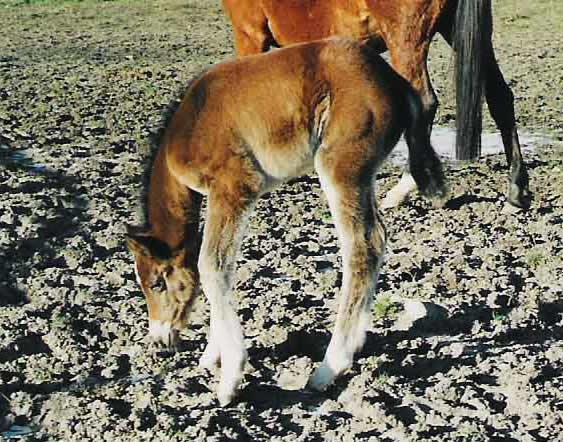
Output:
[[198, 313, 220, 369], [198, 193, 254, 406]]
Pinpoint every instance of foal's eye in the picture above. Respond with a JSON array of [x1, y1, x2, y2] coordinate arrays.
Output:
[[149, 276, 167, 293]]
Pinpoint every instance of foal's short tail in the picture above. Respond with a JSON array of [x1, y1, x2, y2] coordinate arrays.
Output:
[[403, 88, 448, 201]]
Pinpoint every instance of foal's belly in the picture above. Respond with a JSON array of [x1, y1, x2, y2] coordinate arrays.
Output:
[[251, 133, 314, 182]]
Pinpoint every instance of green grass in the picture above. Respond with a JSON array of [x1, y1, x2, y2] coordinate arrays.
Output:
[[373, 295, 401, 321], [525, 250, 547, 269], [373, 373, 390, 388], [0, 0, 132, 6], [492, 312, 507, 324], [51, 312, 71, 330]]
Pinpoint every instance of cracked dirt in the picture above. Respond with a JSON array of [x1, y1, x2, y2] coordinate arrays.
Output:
[[1, 0, 563, 440]]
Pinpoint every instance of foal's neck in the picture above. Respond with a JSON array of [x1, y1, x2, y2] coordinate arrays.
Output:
[[148, 148, 198, 252]]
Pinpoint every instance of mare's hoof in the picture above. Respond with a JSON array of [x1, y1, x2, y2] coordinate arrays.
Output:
[[502, 203, 523, 214], [507, 183, 532, 210]]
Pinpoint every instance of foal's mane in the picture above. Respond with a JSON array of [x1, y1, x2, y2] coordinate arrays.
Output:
[[139, 68, 210, 224]]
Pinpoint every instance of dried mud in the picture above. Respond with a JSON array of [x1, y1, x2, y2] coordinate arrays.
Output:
[[1, 0, 562, 440]]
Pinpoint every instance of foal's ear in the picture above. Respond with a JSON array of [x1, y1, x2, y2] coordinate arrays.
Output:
[[125, 234, 152, 258], [126, 224, 150, 237], [125, 226, 172, 261]]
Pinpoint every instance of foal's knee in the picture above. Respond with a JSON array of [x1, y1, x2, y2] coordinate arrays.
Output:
[[198, 253, 223, 293]]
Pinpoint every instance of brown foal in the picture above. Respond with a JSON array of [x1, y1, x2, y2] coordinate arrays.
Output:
[[127, 38, 447, 405]]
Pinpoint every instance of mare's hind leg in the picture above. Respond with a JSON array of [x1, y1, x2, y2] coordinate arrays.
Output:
[[484, 46, 531, 209], [307, 141, 386, 391], [198, 191, 256, 406], [438, 24, 531, 209], [381, 45, 438, 209]]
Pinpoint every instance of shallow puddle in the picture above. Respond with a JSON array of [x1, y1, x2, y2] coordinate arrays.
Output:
[[0, 146, 48, 173], [389, 126, 554, 165]]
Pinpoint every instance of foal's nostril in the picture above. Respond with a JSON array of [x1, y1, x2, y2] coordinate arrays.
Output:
[[149, 276, 167, 293], [148, 319, 179, 350]]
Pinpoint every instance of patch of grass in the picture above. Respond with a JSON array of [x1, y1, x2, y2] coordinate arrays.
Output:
[[492, 312, 507, 324], [51, 312, 71, 330], [373, 373, 390, 388], [0, 0, 133, 7], [373, 295, 401, 321], [525, 249, 547, 269]]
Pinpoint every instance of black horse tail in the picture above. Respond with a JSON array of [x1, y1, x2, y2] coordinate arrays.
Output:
[[454, 0, 492, 160]]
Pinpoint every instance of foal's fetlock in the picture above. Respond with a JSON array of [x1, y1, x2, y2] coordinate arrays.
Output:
[[199, 345, 221, 370]]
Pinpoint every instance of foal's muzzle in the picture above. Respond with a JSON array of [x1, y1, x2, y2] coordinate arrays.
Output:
[[148, 319, 180, 349]]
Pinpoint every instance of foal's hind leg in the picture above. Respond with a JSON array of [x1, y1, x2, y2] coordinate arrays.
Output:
[[484, 46, 531, 209], [307, 142, 386, 391], [198, 191, 255, 406]]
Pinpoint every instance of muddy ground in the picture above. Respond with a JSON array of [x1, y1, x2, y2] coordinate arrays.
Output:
[[1, 0, 563, 440]]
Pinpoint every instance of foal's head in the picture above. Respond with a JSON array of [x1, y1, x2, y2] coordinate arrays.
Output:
[[126, 227, 200, 348]]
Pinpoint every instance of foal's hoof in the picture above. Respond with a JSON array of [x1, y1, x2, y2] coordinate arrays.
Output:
[[306, 364, 335, 392]]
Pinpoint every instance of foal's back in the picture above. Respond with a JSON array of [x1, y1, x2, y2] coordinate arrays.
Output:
[[165, 38, 406, 194]]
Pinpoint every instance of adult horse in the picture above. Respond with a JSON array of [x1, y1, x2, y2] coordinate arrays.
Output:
[[222, 0, 531, 209]]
